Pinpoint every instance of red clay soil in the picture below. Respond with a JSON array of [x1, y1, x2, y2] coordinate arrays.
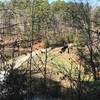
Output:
[[12, 41, 44, 54], [0, 34, 44, 53], [32, 41, 44, 50]]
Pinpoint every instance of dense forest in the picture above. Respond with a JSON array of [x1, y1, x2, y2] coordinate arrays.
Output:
[[0, 0, 100, 100]]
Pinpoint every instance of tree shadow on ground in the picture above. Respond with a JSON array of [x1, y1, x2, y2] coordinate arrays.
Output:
[[1, 69, 100, 100]]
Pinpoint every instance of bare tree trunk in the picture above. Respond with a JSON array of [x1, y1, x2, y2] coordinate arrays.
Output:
[[88, 29, 97, 81], [90, 44, 97, 80]]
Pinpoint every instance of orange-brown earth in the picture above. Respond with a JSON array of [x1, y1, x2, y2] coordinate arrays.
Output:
[[0, 34, 44, 53]]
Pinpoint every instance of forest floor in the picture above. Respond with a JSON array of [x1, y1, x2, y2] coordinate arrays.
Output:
[[0, 36, 93, 87]]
